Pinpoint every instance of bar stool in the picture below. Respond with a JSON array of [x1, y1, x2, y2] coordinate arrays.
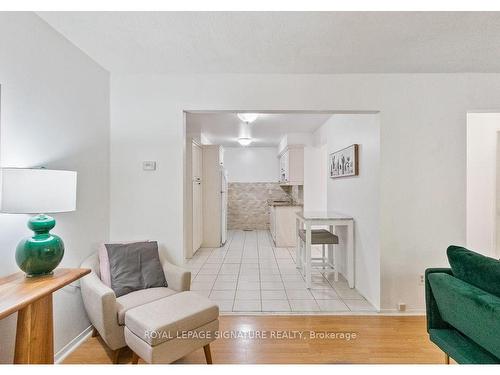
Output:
[[297, 229, 339, 282]]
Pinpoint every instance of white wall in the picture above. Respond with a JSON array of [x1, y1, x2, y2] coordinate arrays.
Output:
[[466, 113, 500, 258], [0, 13, 110, 362], [224, 147, 279, 182], [312, 114, 380, 309], [497, 132, 500, 258], [110, 73, 500, 312], [303, 145, 327, 211], [278, 133, 313, 154]]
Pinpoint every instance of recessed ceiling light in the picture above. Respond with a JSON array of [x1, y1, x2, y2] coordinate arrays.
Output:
[[237, 113, 259, 123], [237, 137, 253, 146]]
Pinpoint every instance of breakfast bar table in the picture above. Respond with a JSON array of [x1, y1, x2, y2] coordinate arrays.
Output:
[[296, 211, 355, 289]]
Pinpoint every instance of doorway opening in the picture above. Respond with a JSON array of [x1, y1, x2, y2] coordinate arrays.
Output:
[[183, 110, 380, 314]]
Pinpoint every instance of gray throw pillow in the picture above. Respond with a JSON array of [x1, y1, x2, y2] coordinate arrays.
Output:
[[105, 241, 168, 297]]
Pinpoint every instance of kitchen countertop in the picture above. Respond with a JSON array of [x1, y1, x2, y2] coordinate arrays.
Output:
[[268, 200, 303, 207], [296, 211, 353, 220]]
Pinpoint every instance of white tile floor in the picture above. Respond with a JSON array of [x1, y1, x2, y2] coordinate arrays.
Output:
[[184, 230, 376, 313]]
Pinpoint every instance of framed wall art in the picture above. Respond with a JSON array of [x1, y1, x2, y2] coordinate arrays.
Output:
[[329, 144, 359, 178]]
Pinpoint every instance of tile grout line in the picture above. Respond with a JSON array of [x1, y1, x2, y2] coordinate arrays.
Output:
[[311, 256, 333, 312], [298, 244, 360, 312], [231, 230, 246, 312], [191, 245, 215, 283], [218, 229, 236, 307], [208, 230, 234, 302], [268, 230, 293, 312], [295, 244, 352, 312], [314, 246, 355, 312], [205, 247, 218, 299], [187, 248, 207, 281], [285, 243, 323, 312], [257, 230, 263, 311]]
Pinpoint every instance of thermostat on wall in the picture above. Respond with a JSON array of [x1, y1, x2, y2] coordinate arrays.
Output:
[[142, 161, 157, 171]]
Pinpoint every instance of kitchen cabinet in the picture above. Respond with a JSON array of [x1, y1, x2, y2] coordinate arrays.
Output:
[[279, 150, 289, 183], [278, 145, 304, 185], [269, 205, 303, 247]]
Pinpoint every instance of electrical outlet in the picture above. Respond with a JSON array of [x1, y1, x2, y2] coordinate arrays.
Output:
[[419, 274, 425, 286]]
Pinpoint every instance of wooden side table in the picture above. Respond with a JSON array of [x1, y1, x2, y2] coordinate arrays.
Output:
[[0, 268, 90, 364]]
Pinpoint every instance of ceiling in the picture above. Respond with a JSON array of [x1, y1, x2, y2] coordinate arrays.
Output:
[[38, 11, 500, 74], [186, 112, 332, 147]]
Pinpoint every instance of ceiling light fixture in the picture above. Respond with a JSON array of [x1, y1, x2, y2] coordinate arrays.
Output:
[[237, 137, 253, 146], [237, 113, 259, 123]]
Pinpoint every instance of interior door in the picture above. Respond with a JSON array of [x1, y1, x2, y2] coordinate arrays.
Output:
[[220, 169, 228, 244], [192, 180, 203, 252], [192, 143, 202, 179], [192, 142, 203, 253]]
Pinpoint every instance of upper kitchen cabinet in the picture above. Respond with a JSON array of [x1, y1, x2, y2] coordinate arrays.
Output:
[[278, 145, 304, 185]]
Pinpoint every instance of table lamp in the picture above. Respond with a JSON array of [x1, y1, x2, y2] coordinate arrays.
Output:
[[0, 168, 77, 277]]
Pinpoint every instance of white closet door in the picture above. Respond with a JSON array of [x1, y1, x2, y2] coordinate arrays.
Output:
[[192, 142, 203, 253], [192, 180, 203, 252], [192, 143, 202, 178]]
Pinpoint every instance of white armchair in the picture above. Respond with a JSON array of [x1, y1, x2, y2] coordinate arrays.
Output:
[[80, 252, 191, 363]]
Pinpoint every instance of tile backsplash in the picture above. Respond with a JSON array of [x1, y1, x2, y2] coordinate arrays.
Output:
[[228, 182, 292, 230], [284, 185, 304, 205]]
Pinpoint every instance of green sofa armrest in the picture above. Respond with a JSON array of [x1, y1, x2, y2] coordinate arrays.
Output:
[[425, 268, 453, 332]]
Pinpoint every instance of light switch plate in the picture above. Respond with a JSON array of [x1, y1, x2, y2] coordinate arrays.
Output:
[[142, 161, 157, 171]]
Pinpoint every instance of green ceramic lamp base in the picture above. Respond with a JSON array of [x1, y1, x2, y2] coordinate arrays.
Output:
[[15, 214, 65, 277]]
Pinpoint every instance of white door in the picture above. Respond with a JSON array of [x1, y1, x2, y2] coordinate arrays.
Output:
[[192, 142, 203, 253], [220, 169, 228, 244], [218, 146, 224, 166], [192, 143, 202, 179], [192, 180, 203, 251]]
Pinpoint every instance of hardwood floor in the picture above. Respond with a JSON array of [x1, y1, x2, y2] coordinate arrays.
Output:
[[63, 315, 443, 364]]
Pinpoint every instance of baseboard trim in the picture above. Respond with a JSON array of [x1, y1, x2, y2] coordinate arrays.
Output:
[[54, 325, 93, 364], [378, 308, 426, 315]]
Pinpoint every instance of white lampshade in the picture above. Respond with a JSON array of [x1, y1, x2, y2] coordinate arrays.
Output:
[[0, 168, 77, 214]]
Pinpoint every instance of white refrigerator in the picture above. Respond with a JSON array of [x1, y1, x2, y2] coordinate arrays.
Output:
[[202, 145, 228, 248]]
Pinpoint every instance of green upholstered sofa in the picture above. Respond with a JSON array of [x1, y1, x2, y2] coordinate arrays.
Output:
[[425, 246, 500, 364]]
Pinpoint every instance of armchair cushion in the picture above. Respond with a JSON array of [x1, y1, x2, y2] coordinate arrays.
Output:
[[447, 245, 500, 298], [116, 287, 178, 325], [106, 241, 167, 297], [98, 240, 150, 287]]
